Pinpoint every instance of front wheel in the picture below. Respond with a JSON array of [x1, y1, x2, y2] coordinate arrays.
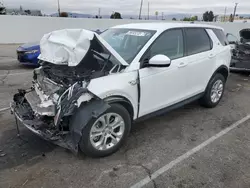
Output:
[[79, 103, 131, 157], [200, 73, 226, 108]]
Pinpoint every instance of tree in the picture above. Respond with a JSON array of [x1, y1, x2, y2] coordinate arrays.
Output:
[[24, 10, 31, 15], [0, 2, 6, 15], [183, 17, 190, 21], [172, 17, 177, 21], [229, 14, 233, 22], [110, 12, 122, 19], [208, 11, 214, 21], [60, 12, 68, 17], [203, 11, 214, 22], [182, 16, 197, 21], [192, 15, 198, 21]]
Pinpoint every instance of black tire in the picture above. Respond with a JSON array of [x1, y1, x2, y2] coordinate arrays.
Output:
[[79, 103, 131, 158], [200, 73, 226, 108]]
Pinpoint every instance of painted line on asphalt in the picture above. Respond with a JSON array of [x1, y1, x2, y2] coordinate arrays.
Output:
[[130, 114, 250, 188], [0, 107, 10, 113], [0, 71, 32, 77]]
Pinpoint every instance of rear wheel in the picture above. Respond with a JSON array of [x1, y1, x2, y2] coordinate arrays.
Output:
[[200, 73, 226, 108], [79, 103, 131, 157]]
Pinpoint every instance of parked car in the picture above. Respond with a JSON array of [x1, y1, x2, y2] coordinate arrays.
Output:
[[16, 42, 40, 66], [16, 29, 104, 67], [11, 23, 231, 157], [227, 28, 250, 72]]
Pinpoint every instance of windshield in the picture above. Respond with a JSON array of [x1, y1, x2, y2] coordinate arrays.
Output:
[[100, 28, 156, 64]]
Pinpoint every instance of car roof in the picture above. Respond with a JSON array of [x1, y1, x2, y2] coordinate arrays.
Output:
[[112, 22, 223, 32]]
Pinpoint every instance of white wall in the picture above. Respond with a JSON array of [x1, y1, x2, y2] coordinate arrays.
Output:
[[1, 15, 250, 44]]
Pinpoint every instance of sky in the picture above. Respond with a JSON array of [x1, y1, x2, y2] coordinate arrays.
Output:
[[3, 0, 250, 16]]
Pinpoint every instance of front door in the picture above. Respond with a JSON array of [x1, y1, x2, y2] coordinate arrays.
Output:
[[138, 29, 189, 117]]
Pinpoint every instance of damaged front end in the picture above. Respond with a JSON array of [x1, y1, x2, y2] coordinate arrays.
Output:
[[230, 28, 250, 71], [10, 29, 127, 153]]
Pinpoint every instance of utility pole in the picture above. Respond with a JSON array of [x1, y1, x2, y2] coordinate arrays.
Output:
[[232, 3, 238, 22], [161, 12, 164, 20], [139, 0, 143, 20], [57, 0, 61, 16], [98, 8, 101, 18], [223, 7, 227, 22], [147, 1, 149, 20]]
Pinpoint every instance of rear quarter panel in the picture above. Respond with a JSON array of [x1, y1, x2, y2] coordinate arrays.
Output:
[[206, 29, 231, 82]]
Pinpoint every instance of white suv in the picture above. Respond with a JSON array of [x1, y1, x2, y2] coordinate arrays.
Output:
[[11, 23, 231, 157]]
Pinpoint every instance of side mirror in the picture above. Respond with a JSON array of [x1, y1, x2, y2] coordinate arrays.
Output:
[[148, 54, 171, 67]]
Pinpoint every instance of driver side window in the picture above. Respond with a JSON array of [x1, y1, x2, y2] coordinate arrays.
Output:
[[149, 29, 184, 60]]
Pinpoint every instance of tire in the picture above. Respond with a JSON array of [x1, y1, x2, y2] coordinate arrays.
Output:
[[79, 103, 131, 157], [200, 73, 226, 108]]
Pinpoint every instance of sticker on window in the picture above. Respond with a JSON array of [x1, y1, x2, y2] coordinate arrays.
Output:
[[126, 31, 150, 36]]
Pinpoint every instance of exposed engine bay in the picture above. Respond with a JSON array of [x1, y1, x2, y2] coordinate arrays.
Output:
[[11, 29, 126, 152], [230, 28, 250, 71]]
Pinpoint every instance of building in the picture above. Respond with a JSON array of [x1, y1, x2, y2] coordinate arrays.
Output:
[[6, 7, 42, 16], [218, 15, 250, 22]]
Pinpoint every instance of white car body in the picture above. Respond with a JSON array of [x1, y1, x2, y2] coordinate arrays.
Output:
[[85, 23, 231, 119], [11, 23, 231, 156]]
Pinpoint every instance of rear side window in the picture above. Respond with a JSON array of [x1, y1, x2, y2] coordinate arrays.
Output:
[[185, 28, 212, 56], [213, 29, 229, 46]]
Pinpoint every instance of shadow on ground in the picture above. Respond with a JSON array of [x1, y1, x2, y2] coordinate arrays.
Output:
[[0, 127, 56, 171]]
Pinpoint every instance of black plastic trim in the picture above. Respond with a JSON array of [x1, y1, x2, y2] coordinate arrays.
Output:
[[136, 93, 204, 122]]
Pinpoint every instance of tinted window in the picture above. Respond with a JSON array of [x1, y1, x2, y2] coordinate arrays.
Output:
[[186, 28, 212, 55], [149, 29, 184, 60], [213, 29, 229, 46]]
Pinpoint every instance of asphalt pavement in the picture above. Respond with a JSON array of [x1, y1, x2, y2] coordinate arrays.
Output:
[[1, 45, 250, 188]]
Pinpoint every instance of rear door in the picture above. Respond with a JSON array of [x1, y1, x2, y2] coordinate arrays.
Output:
[[183, 28, 214, 96]]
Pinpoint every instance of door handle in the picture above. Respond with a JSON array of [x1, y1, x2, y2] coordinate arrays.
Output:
[[178, 62, 188, 68], [208, 53, 215, 58]]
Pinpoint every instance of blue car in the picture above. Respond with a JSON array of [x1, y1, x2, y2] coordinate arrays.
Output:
[[16, 29, 105, 67], [17, 41, 40, 66]]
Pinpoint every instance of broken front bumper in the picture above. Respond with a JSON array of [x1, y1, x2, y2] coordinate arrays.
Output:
[[10, 101, 75, 152], [230, 58, 250, 72]]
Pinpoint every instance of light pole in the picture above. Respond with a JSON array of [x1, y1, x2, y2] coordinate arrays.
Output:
[[223, 7, 227, 22], [139, 0, 143, 20], [232, 3, 238, 22], [147, 1, 149, 20], [57, 0, 61, 16]]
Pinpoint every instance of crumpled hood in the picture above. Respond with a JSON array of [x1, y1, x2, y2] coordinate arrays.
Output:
[[38, 29, 128, 67]]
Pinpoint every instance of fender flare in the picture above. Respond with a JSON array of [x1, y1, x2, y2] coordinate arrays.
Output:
[[69, 99, 110, 152], [205, 65, 229, 90], [104, 95, 135, 120], [68, 95, 134, 153]]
